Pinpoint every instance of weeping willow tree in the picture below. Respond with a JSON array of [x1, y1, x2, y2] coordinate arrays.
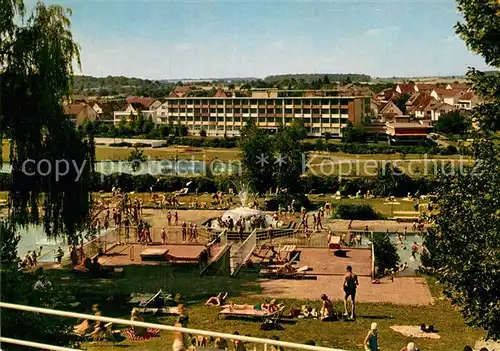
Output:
[[0, 0, 95, 243]]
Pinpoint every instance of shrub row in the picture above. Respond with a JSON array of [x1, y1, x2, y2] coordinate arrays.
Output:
[[303, 141, 460, 155], [331, 203, 380, 220], [0, 172, 437, 197]]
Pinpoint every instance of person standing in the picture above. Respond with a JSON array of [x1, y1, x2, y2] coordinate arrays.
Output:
[[161, 227, 167, 244], [167, 211, 172, 226], [174, 211, 179, 226], [364, 323, 379, 351], [343, 265, 358, 320]]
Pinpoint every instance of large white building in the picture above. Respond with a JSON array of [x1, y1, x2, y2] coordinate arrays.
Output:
[[153, 89, 370, 137]]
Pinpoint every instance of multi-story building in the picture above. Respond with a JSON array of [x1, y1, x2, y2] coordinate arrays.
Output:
[[155, 89, 369, 137]]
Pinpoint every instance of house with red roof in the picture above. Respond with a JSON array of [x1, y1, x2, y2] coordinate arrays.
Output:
[[169, 86, 191, 98], [125, 96, 161, 110], [456, 91, 481, 110], [395, 83, 415, 95], [385, 117, 433, 145], [379, 101, 403, 121], [431, 88, 464, 106], [414, 84, 436, 93], [63, 103, 97, 126]]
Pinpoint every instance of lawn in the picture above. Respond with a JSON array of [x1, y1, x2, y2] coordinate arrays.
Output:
[[42, 265, 484, 351]]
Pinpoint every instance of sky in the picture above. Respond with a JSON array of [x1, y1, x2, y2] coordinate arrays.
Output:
[[36, 0, 491, 80]]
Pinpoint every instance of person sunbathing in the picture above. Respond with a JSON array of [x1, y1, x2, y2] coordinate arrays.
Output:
[[215, 337, 228, 350], [74, 304, 100, 336], [226, 302, 255, 311], [320, 294, 336, 321], [263, 299, 279, 313], [276, 262, 294, 274], [131, 309, 147, 337], [205, 292, 229, 306]]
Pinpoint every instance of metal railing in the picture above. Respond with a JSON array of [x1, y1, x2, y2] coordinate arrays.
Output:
[[230, 229, 257, 276], [0, 302, 348, 351], [270, 230, 374, 248]]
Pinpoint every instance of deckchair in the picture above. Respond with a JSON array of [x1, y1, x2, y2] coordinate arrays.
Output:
[[131, 306, 180, 316], [259, 265, 317, 280], [219, 305, 285, 323]]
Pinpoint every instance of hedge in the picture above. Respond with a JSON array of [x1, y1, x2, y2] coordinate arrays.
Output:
[[0, 172, 438, 197], [331, 204, 380, 220]]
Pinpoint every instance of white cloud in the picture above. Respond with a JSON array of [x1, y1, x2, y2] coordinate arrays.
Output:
[[364, 28, 382, 37]]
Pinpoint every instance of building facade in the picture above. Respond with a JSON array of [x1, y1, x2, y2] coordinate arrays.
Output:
[[154, 90, 369, 137]]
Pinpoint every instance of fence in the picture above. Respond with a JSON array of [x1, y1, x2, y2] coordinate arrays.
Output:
[[271, 230, 374, 248], [0, 302, 349, 351], [230, 229, 257, 276]]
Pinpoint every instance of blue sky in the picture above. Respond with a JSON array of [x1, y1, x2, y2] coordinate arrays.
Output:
[[40, 0, 490, 79]]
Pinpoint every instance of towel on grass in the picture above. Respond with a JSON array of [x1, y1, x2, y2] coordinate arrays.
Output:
[[123, 328, 160, 341], [390, 325, 440, 339]]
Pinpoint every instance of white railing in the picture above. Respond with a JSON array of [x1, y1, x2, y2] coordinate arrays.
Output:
[[271, 230, 374, 248], [231, 229, 257, 276], [0, 302, 348, 351], [219, 229, 229, 246]]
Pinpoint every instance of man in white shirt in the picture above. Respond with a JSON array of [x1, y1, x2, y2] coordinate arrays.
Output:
[[33, 276, 52, 292]]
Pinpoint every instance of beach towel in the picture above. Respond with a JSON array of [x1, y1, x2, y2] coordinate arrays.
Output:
[[390, 325, 440, 339], [123, 328, 160, 341]]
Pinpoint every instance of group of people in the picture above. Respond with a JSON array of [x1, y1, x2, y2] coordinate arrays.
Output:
[[180, 221, 199, 243], [21, 246, 43, 269]]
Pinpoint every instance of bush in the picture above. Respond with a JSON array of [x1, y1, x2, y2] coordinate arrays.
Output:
[[109, 142, 132, 147], [372, 232, 400, 276], [265, 193, 313, 212], [331, 204, 380, 220]]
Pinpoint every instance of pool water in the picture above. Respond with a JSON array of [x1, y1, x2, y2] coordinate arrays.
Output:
[[390, 234, 424, 276]]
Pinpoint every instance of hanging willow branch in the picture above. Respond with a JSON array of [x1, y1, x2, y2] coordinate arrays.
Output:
[[0, 1, 94, 243]]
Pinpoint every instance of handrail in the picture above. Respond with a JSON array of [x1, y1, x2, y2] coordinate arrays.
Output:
[[0, 337, 81, 351], [0, 302, 349, 351]]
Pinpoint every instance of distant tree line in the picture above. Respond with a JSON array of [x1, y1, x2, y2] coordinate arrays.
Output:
[[71, 75, 173, 97], [264, 73, 372, 83]]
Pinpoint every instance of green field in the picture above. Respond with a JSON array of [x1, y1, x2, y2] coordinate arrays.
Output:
[[37, 266, 484, 351]]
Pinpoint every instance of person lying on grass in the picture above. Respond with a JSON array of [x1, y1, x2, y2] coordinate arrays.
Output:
[[205, 292, 229, 306]]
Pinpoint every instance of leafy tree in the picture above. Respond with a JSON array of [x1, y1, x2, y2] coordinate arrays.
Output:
[[435, 110, 471, 135], [322, 75, 331, 85], [273, 125, 306, 193], [239, 120, 274, 193], [341, 122, 367, 143], [424, 0, 500, 339], [128, 145, 147, 173], [0, 0, 94, 239], [142, 116, 155, 134], [395, 93, 410, 114], [372, 232, 400, 276]]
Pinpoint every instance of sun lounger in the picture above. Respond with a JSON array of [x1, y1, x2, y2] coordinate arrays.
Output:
[[131, 306, 180, 316], [128, 289, 175, 308], [219, 305, 285, 322], [258, 265, 316, 279]]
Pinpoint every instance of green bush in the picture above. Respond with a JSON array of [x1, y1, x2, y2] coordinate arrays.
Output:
[[372, 232, 400, 276], [331, 204, 380, 220]]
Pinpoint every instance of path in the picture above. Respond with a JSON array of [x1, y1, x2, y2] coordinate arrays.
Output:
[[257, 276, 433, 306]]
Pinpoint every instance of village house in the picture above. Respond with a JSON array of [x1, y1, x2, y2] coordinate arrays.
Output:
[[63, 103, 97, 126], [378, 101, 403, 121], [395, 83, 415, 95], [385, 115, 433, 145], [431, 88, 464, 106], [456, 91, 481, 110], [91, 101, 122, 123]]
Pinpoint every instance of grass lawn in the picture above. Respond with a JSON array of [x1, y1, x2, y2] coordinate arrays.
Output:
[[42, 265, 484, 351], [310, 197, 423, 217]]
